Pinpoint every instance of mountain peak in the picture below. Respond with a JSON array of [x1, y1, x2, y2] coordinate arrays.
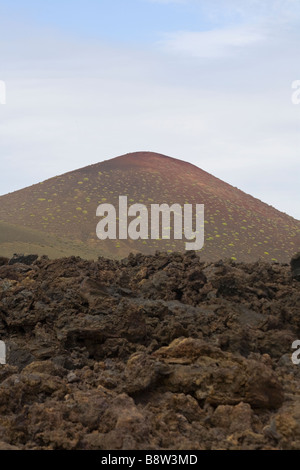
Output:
[[0, 152, 299, 262]]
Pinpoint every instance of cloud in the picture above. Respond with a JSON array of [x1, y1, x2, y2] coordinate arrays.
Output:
[[158, 26, 265, 58], [0, 5, 299, 219]]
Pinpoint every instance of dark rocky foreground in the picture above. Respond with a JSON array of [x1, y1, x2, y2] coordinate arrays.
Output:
[[0, 251, 299, 450]]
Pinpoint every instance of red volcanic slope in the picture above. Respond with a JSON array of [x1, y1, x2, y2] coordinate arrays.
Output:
[[0, 151, 299, 262]]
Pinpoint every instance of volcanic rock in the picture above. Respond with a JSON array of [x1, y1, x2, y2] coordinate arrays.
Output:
[[0, 251, 299, 450]]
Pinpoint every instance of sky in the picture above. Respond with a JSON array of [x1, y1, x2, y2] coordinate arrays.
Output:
[[0, 0, 300, 219]]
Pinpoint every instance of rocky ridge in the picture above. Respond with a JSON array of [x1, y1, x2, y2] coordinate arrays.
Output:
[[0, 252, 299, 450]]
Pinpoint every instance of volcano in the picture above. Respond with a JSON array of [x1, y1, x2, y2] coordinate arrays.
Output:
[[0, 151, 299, 262]]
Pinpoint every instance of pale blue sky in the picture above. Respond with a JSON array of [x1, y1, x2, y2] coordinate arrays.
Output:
[[0, 0, 300, 218], [0, 0, 238, 42]]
